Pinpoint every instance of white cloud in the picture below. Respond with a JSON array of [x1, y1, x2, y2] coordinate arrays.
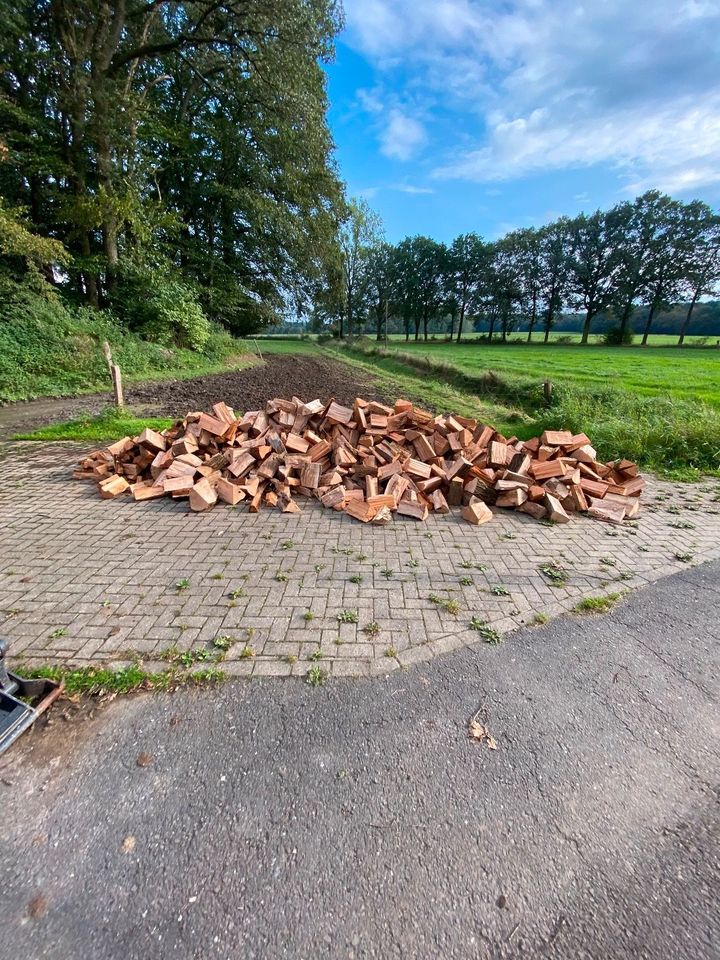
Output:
[[378, 109, 427, 161], [391, 184, 434, 194], [343, 0, 720, 194]]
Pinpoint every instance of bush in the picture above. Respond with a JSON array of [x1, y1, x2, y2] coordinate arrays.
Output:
[[603, 325, 634, 346], [113, 267, 210, 350], [555, 335, 575, 344], [201, 282, 277, 337], [0, 276, 239, 402]]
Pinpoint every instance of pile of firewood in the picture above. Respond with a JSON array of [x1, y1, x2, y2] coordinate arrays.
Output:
[[75, 397, 644, 525]]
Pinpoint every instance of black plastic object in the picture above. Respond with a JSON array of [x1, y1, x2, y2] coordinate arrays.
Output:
[[0, 638, 63, 755]]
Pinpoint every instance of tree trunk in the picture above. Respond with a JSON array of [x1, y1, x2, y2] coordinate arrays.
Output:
[[678, 288, 700, 345], [527, 289, 537, 341], [456, 302, 465, 342], [422, 306, 428, 341], [375, 300, 383, 341], [543, 305, 552, 342], [641, 298, 659, 346], [580, 307, 593, 344], [488, 313, 496, 342], [344, 290, 352, 339], [618, 299, 634, 341], [414, 315, 421, 340]]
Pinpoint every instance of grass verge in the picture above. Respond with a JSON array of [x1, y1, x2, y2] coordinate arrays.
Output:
[[19, 662, 225, 696], [328, 343, 532, 437], [336, 341, 720, 477], [14, 407, 174, 442]]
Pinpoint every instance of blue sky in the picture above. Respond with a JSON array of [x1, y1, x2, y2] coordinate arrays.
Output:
[[324, 0, 720, 244]]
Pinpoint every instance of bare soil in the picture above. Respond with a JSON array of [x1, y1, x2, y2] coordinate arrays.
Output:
[[0, 355, 395, 437], [125, 354, 393, 417]]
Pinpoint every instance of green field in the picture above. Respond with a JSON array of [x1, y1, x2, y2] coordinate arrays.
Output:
[[383, 332, 716, 346], [374, 340, 720, 408]]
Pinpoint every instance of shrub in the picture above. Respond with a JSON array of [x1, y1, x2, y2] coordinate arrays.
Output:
[[0, 276, 238, 402], [114, 267, 210, 350], [603, 325, 634, 346]]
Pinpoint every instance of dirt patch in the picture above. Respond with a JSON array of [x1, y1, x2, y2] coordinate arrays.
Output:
[[0, 392, 115, 439], [0, 355, 395, 437], [125, 354, 394, 418]]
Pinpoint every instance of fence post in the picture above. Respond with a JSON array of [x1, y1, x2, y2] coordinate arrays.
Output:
[[543, 379, 553, 407], [111, 363, 124, 408]]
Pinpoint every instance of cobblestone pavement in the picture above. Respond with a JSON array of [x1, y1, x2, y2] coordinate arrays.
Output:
[[2, 441, 719, 678]]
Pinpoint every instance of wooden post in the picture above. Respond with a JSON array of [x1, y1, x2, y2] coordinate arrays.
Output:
[[102, 340, 113, 373], [111, 363, 124, 408], [543, 380, 553, 407]]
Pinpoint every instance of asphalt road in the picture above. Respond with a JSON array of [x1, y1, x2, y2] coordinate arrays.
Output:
[[3, 562, 719, 960]]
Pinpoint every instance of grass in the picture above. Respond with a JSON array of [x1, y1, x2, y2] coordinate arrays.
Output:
[[19, 662, 225, 696], [468, 618, 502, 644], [15, 406, 173, 442], [331, 344, 529, 437], [573, 593, 623, 614], [375, 339, 720, 404], [336, 340, 720, 476], [0, 285, 256, 404], [306, 664, 328, 687], [381, 331, 715, 347], [429, 593, 461, 615]]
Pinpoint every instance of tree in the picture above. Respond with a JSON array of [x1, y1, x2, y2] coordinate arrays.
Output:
[[509, 228, 542, 341], [610, 192, 674, 342], [677, 205, 720, 345], [447, 233, 488, 342], [537, 219, 571, 343], [366, 242, 395, 341], [412, 237, 448, 341], [638, 197, 688, 344], [0, 0, 346, 336], [338, 198, 383, 338], [567, 211, 622, 343]]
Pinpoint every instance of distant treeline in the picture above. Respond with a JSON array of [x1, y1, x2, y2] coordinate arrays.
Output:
[[508, 301, 720, 338], [316, 191, 720, 346]]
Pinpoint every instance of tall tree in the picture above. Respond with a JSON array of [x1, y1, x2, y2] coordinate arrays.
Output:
[[0, 0, 345, 333], [678, 206, 720, 345], [638, 197, 689, 345], [447, 232, 487, 342], [338, 197, 383, 338], [537, 218, 571, 343], [567, 211, 621, 343], [366, 241, 394, 341]]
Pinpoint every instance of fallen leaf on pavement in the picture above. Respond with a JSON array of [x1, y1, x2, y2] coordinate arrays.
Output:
[[468, 717, 499, 749], [28, 894, 48, 919], [136, 752, 152, 767], [122, 836, 136, 853]]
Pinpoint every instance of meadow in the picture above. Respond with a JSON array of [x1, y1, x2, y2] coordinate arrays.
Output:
[[374, 340, 720, 408], [334, 339, 720, 477]]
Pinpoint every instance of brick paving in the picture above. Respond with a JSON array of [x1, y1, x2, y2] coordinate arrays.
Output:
[[1, 440, 719, 679]]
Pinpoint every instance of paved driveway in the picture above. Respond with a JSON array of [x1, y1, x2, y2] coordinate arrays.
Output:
[[1, 441, 719, 677], [2, 561, 718, 959]]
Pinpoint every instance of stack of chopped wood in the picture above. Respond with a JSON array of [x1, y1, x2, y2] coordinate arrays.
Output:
[[75, 397, 644, 526]]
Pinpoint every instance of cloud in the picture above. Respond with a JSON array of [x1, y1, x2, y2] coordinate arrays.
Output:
[[379, 108, 427, 161], [343, 0, 720, 194], [391, 184, 434, 194]]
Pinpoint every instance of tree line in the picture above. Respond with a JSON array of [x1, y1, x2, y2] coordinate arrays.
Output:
[[0, 0, 344, 346], [325, 192, 720, 346]]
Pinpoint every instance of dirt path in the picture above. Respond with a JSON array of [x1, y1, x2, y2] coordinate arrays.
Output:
[[0, 355, 394, 438]]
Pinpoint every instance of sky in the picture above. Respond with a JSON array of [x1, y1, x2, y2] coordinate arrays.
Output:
[[324, 0, 720, 244]]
